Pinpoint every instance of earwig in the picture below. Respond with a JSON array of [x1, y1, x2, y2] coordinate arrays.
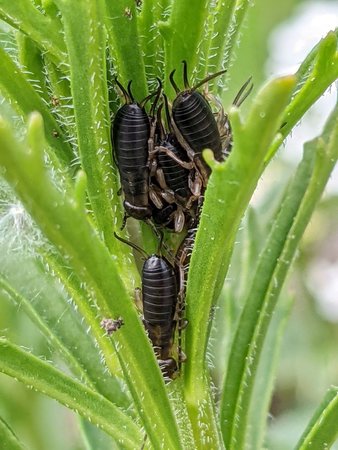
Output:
[[112, 80, 158, 225], [114, 233, 179, 379], [142, 254, 179, 378], [169, 61, 227, 180]]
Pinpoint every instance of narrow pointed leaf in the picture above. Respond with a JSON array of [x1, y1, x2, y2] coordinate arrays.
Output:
[[0, 339, 141, 449], [0, 0, 66, 64], [267, 30, 338, 162], [161, 0, 210, 96], [54, 0, 129, 257], [220, 104, 338, 449], [0, 46, 74, 166], [105, 0, 148, 99], [183, 75, 295, 449], [295, 387, 338, 449], [246, 294, 294, 449], [0, 416, 26, 450]]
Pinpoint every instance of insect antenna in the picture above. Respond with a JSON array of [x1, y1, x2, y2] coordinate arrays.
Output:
[[191, 67, 227, 91], [149, 78, 163, 117], [169, 69, 180, 94], [182, 60, 190, 89], [156, 103, 166, 139], [162, 93, 173, 133], [115, 77, 131, 104], [233, 77, 253, 106], [114, 232, 149, 259], [127, 80, 135, 103], [140, 87, 160, 108]]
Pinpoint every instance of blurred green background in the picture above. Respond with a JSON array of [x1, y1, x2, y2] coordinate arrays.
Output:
[[1, 0, 338, 448]]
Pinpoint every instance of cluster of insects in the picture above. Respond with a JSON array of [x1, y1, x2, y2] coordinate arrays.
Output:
[[109, 61, 253, 379]]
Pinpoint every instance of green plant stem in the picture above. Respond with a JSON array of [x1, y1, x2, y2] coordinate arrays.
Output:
[[184, 383, 224, 449], [183, 76, 295, 447], [0, 0, 66, 65], [105, 0, 148, 99], [0, 113, 183, 450], [295, 386, 338, 449], [0, 339, 141, 449], [220, 105, 338, 449]]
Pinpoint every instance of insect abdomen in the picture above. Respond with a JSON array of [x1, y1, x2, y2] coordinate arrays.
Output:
[[173, 91, 222, 160], [113, 104, 150, 169], [112, 103, 151, 219], [142, 256, 177, 351]]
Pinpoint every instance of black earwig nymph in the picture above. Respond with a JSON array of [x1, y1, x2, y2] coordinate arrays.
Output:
[[112, 79, 155, 225], [169, 61, 227, 179], [114, 232, 180, 379]]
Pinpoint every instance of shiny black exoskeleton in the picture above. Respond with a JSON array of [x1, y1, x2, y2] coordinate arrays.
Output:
[[142, 255, 178, 379], [169, 61, 227, 176], [112, 79, 152, 222], [157, 135, 191, 201], [114, 233, 179, 379]]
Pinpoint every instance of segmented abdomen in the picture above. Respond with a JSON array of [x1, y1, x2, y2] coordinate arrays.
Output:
[[112, 103, 151, 216], [113, 104, 150, 170], [142, 256, 177, 349], [173, 91, 222, 160]]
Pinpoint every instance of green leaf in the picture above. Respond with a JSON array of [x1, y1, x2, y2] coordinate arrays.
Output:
[[42, 58, 77, 153], [105, 1, 148, 99], [0, 0, 66, 65], [182, 74, 295, 449], [0, 274, 87, 381], [220, 103, 338, 449], [41, 253, 125, 397], [266, 30, 338, 162], [16, 32, 50, 103], [0, 253, 129, 409], [246, 294, 294, 449], [295, 387, 338, 449], [79, 419, 118, 450], [161, 0, 210, 96], [202, 0, 250, 84], [0, 113, 184, 450], [0, 416, 26, 450], [0, 45, 74, 166], [138, 0, 167, 82], [0, 339, 141, 449]]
